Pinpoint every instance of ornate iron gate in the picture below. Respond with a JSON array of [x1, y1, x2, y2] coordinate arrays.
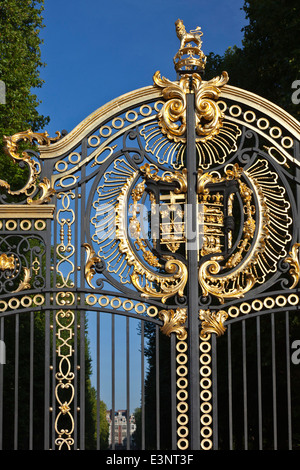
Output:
[[0, 20, 300, 450]]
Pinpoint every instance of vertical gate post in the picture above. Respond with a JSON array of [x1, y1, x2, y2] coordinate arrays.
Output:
[[186, 88, 201, 450]]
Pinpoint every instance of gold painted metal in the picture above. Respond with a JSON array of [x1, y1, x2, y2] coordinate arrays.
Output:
[[174, 19, 206, 73], [141, 162, 187, 253], [2, 19, 300, 453], [284, 242, 300, 289], [199, 333, 213, 450], [153, 70, 229, 144], [82, 243, 102, 289], [54, 309, 75, 450], [141, 162, 187, 193], [115, 167, 188, 303], [56, 191, 76, 288], [90, 156, 188, 302], [159, 307, 187, 340], [2, 129, 59, 204], [13, 267, 31, 293], [176, 334, 189, 450], [199, 309, 228, 338], [0, 253, 16, 271], [198, 160, 292, 303], [0, 204, 55, 219], [37, 87, 300, 168], [130, 178, 162, 268]]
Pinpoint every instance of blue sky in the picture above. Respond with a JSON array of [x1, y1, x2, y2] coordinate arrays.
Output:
[[37, 0, 247, 138]]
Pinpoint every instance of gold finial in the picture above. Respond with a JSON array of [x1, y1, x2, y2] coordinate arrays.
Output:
[[173, 19, 207, 73]]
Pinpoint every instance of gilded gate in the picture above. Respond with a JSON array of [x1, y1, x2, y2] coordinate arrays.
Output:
[[0, 21, 299, 450]]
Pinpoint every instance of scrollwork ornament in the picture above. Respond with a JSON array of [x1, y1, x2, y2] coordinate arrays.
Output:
[[54, 309, 75, 450], [115, 170, 188, 303], [284, 243, 300, 289], [153, 70, 229, 144]]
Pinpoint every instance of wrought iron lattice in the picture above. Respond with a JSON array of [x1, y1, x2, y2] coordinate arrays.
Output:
[[0, 20, 300, 450]]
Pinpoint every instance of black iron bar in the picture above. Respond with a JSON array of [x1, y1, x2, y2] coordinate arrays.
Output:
[[170, 334, 177, 450], [44, 217, 52, 451], [111, 314, 115, 450], [141, 320, 145, 450], [80, 150, 87, 450], [51, 310, 56, 450], [126, 317, 130, 450], [285, 311, 292, 449], [271, 313, 277, 449], [186, 90, 200, 451], [14, 314, 19, 450], [256, 316, 263, 449], [211, 333, 218, 449], [97, 311, 100, 450], [74, 187, 79, 451], [227, 324, 233, 449], [242, 320, 248, 449], [73, 311, 78, 450], [0, 317, 4, 449], [29, 311, 34, 449], [155, 325, 160, 450], [80, 311, 86, 450]]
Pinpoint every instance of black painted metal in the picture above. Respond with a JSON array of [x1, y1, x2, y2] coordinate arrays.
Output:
[[211, 307, 299, 450], [186, 91, 201, 449]]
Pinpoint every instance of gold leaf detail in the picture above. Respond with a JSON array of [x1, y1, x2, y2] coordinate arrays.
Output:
[[199, 309, 228, 338], [82, 243, 101, 289], [13, 267, 31, 293], [2, 129, 59, 203], [153, 70, 229, 144], [159, 307, 187, 340], [0, 253, 15, 271], [284, 243, 300, 289]]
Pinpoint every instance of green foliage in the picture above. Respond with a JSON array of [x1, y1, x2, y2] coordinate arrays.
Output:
[[90, 392, 109, 449], [204, 0, 300, 121], [0, 0, 49, 190], [134, 323, 173, 450]]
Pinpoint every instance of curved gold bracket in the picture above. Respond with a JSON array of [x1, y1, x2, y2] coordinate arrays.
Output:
[[13, 267, 31, 293], [82, 243, 102, 289], [2, 129, 59, 204], [284, 243, 300, 289]]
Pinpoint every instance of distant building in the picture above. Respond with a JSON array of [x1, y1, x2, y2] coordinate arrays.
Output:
[[106, 409, 136, 449]]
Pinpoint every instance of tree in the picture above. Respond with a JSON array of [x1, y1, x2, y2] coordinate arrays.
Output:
[[0, 0, 50, 191], [204, 0, 300, 121]]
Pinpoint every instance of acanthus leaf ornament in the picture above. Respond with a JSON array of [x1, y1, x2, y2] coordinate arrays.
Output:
[[149, 23, 241, 171], [13, 267, 31, 293], [199, 309, 228, 338], [153, 70, 229, 144], [82, 243, 102, 289], [159, 307, 187, 340]]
